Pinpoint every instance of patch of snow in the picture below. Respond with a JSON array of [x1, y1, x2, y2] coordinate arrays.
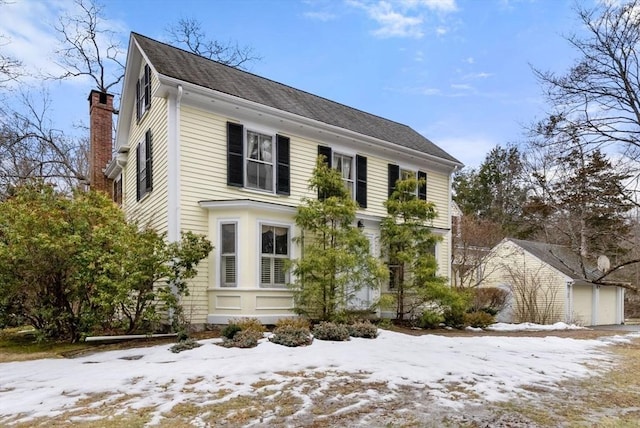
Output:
[[0, 330, 631, 425], [486, 322, 586, 332]]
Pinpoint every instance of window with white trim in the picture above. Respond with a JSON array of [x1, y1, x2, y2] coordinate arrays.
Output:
[[400, 168, 418, 197], [136, 64, 151, 120], [220, 223, 237, 287], [136, 129, 152, 201], [333, 152, 354, 198], [246, 130, 274, 191], [260, 224, 289, 288]]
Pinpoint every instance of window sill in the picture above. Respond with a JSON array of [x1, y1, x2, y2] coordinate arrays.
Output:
[[137, 191, 152, 203], [136, 108, 151, 125], [237, 187, 289, 198]]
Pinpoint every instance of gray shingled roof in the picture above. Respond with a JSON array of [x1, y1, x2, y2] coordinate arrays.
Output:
[[133, 33, 461, 165], [508, 238, 603, 284]]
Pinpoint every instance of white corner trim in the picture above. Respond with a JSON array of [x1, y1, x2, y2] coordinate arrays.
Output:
[[167, 85, 182, 242]]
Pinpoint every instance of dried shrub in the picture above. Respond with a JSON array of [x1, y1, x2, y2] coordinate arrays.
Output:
[[464, 311, 495, 328], [170, 338, 202, 353], [219, 329, 262, 348], [231, 318, 265, 333], [419, 309, 444, 329], [472, 287, 509, 315], [348, 321, 378, 338], [269, 325, 313, 347], [275, 317, 310, 330], [312, 322, 350, 341]]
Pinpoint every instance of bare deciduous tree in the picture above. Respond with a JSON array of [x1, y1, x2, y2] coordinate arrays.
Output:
[[500, 259, 562, 324], [53, 0, 125, 93], [166, 18, 260, 69], [533, 1, 640, 162], [451, 214, 505, 288], [0, 92, 88, 196]]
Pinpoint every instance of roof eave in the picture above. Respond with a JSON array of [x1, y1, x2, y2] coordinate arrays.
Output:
[[156, 73, 464, 171]]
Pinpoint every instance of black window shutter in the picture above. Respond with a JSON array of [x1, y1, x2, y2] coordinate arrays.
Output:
[[136, 143, 142, 201], [145, 130, 153, 192], [318, 145, 332, 167], [418, 171, 427, 200], [388, 164, 400, 197], [144, 64, 151, 110], [135, 80, 141, 120], [356, 155, 367, 208], [276, 134, 290, 195], [227, 122, 244, 187], [317, 145, 332, 200]]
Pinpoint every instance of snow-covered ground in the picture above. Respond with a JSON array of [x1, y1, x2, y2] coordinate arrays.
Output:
[[0, 324, 638, 425]]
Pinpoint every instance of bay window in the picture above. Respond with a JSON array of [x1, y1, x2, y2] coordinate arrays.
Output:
[[260, 224, 289, 288], [220, 222, 237, 287]]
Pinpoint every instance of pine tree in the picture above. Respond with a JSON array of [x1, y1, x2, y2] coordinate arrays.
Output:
[[289, 157, 384, 321], [380, 176, 449, 321]]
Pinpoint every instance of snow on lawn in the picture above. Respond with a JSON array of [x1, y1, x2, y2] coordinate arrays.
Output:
[[0, 329, 637, 425], [487, 322, 587, 331]]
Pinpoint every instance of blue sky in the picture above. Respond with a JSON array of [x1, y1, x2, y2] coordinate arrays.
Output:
[[1, 0, 591, 168]]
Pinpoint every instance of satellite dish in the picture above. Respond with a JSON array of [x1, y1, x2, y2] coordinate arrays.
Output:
[[597, 255, 610, 273]]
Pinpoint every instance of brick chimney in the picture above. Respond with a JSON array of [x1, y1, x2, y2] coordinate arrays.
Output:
[[89, 90, 114, 195]]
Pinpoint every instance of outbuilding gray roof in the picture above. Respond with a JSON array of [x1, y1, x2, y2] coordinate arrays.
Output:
[[133, 33, 461, 165], [508, 238, 603, 285]]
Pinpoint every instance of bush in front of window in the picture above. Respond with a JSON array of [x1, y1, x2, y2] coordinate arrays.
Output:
[[231, 317, 265, 334], [312, 322, 350, 341], [269, 324, 313, 347], [219, 329, 263, 348], [273, 317, 311, 330], [348, 320, 378, 339], [221, 323, 242, 340]]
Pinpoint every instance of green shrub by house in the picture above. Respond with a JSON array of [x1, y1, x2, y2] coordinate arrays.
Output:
[[312, 321, 350, 341], [348, 321, 378, 338]]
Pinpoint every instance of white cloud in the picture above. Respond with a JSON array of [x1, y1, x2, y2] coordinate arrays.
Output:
[[463, 71, 493, 79], [0, 1, 66, 80], [431, 135, 498, 167], [0, 0, 128, 88], [348, 0, 459, 39], [465, 57, 474, 64], [451, 83, 472, 90], [303, 11, 337, 21]]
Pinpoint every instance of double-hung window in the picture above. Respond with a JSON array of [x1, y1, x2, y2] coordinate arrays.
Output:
[[226, 122, 290, 195], [317, 145, 367, 208], [246, 131, 274, 192], [388, 164, 427, 200], [220, 223, 237, 287], [260, 224, 289, 288], [136, 130, 153, 201], [333, 153, 355, 198], [136, 64, 151, 120]]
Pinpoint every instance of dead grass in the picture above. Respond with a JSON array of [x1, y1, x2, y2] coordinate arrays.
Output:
[[490, 337, 640, 427], [3, 326, 640, 426]]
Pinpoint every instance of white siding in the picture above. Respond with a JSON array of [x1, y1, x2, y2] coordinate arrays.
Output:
[[482, 241, 565, 324]]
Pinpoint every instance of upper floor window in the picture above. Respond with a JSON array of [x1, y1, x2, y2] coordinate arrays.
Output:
[[246, 131, 274, 192], [388, 164, 427, 200], [136, 64, 151, 120], [220, 222, 237, 287], [260, 224, 289, 288], [333, 153, 354, 198], [227, 122, 290, 195], [318, 145, 367, 208], [136, 129, 153, 201]]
